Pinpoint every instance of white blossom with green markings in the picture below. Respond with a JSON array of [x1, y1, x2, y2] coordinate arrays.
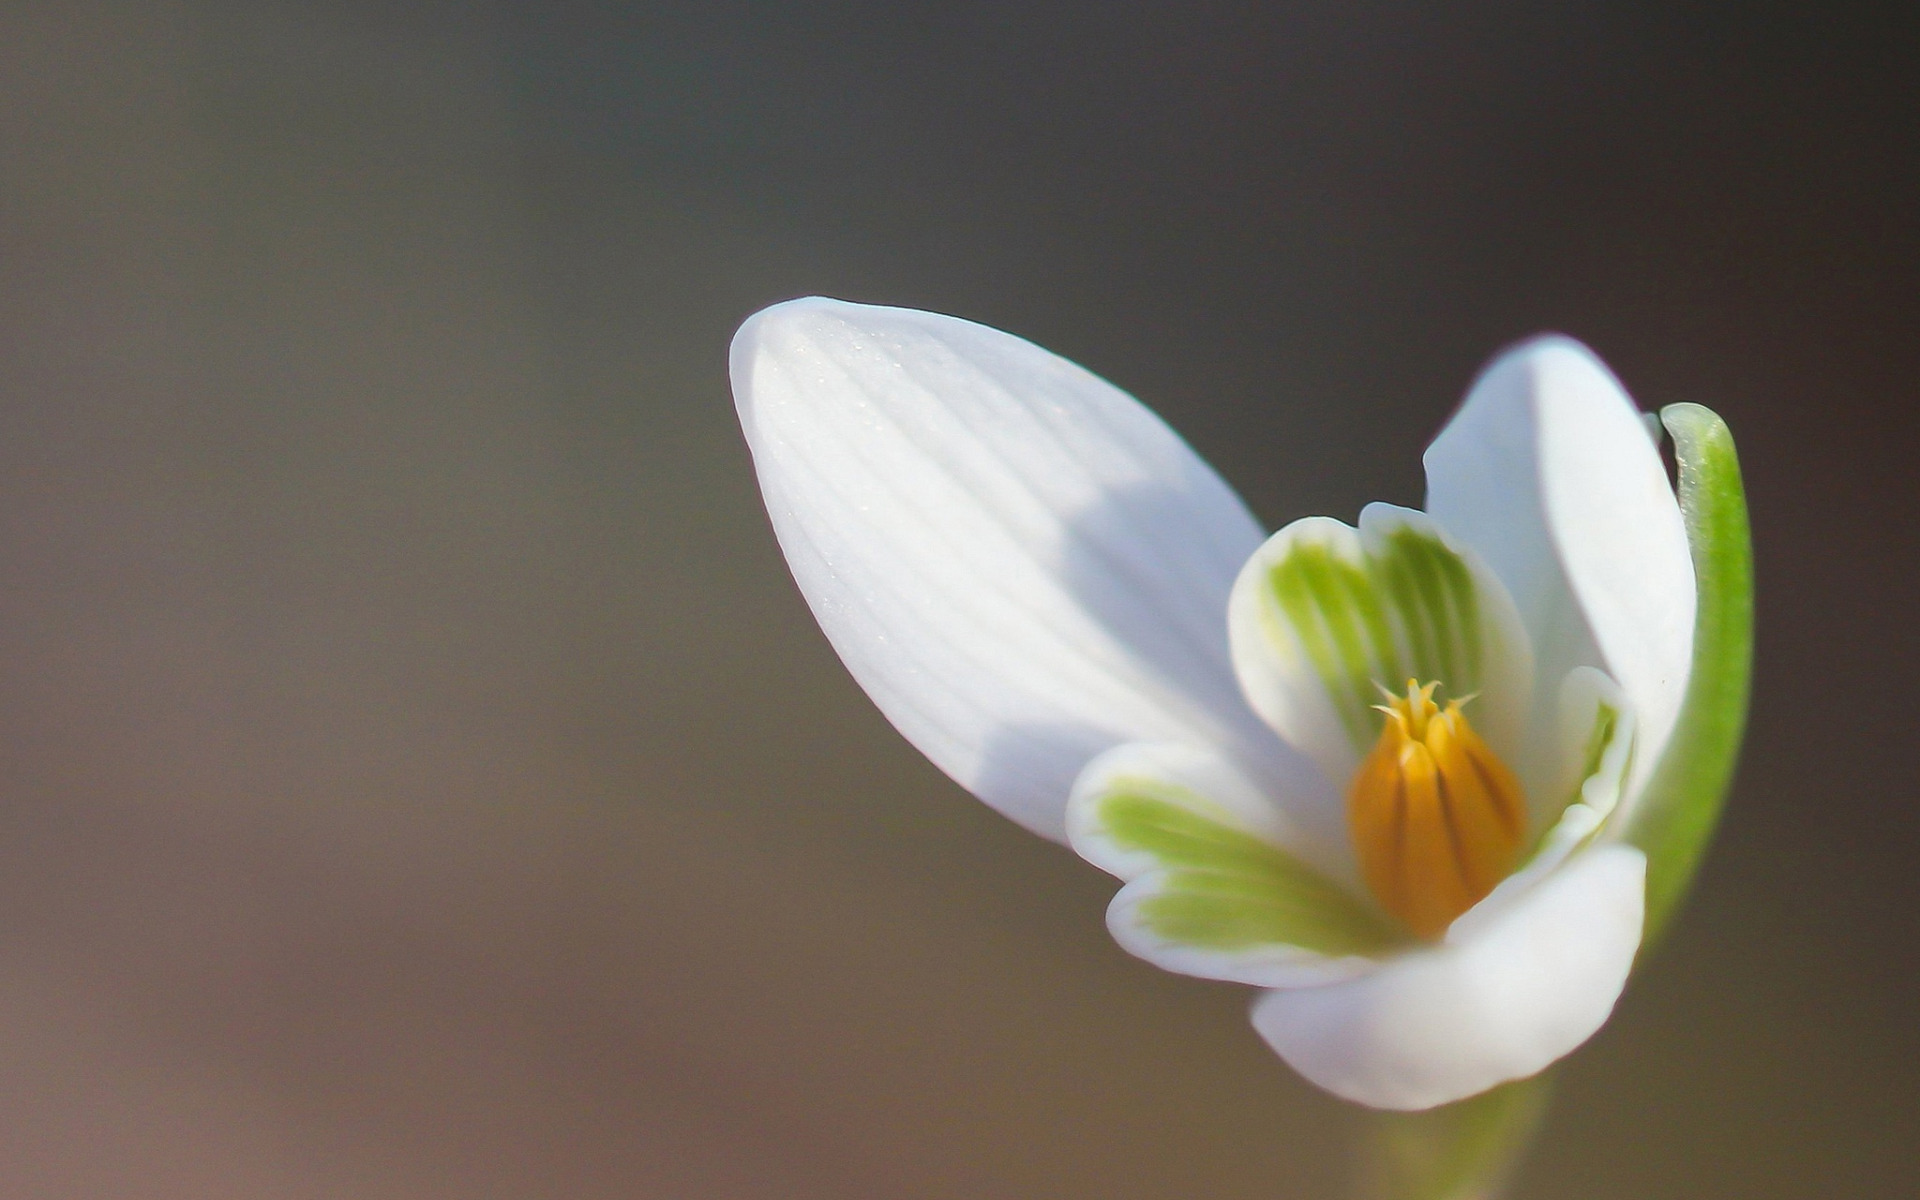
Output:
[[731, 297, 1750, 1115]]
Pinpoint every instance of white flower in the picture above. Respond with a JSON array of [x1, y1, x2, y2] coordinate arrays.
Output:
[[730, 297, 1743, 1111]]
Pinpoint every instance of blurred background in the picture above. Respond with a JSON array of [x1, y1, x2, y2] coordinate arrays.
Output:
[[0, 1, 1913, 1196]]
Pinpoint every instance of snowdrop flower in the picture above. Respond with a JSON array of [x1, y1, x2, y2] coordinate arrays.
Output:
[[730, 298, 1749, 1111]]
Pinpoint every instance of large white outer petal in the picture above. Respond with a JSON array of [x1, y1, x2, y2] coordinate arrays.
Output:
[[1424, 337, 1694, 800], [1250, 843, 1645, 1111], [731, 297, 1286, 840]]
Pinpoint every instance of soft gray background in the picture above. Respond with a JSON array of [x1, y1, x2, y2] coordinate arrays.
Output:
[[0, 2, 1913, 1196]]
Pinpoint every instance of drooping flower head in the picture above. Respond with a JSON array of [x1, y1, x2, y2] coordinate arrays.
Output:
[[730, 298, 1750, 1111]]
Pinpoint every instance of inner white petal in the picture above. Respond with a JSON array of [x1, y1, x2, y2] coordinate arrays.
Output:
[[1226, 503, 1535, 790], [1447, 666, 1638, 943]]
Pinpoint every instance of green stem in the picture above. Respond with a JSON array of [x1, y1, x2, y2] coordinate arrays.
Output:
[[1354, 1075, 1553, 1200]]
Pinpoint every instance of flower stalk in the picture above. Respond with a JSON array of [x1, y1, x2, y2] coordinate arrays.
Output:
[[1356, 1074, 1553, 1200]]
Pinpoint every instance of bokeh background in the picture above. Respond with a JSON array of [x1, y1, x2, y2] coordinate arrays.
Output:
[[0, 2, 1914, 1196]]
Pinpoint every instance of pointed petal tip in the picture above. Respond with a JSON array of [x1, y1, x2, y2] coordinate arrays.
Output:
[[1486, 331, 1593, 361], [733, 296, 945, 350], [734, 294, 855, 331], [1465, 333, 1634, 418], [731, 294, 827, 346], [730, 296, 854, 402]]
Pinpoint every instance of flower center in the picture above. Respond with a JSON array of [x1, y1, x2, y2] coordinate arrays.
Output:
[[1348, 681, 1527, 939]]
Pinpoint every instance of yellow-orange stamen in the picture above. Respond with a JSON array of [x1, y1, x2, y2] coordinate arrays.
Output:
[[1348, 680, 1527, 939]]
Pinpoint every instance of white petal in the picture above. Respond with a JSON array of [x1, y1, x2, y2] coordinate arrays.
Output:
[[732, 298, 1283, 840], [1424, 337, 1695, 800], [1444, 667, 1641, 949], [1545, 665, 1640, 839], [1226, 504, 1533, 789], [1067, 742, 1394, 988], [1068, 742, 1343, 881], [1250, 843, 1645, 1111]]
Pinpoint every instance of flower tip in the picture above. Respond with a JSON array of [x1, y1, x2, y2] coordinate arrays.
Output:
[[731, 294, 845, 358], [1470, 332, 1627, 404], [730, 297, 876, 425], [1486, 329, 1600, 366]]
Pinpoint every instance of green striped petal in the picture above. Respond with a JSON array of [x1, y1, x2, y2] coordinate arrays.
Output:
[[1626, 403, 1753, 946], [1228, 503, 1534, 789], [1536, 665, 1637, 857], [1068, 742, 1405, 986]]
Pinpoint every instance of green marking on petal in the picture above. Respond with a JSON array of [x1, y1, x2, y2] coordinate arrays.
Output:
[[1379, 538, 1439, 675], [1094, 781, 1403, 957], [1578, 704, 1620, 804], [1262, 521, 1492, 753], [1271, 542, 1383, 744], [1630, 403, 1753, 947], [1519, 694, 1631, 871], [1432, 532, 1482, 682], [1393, 525, 1469, 684]]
